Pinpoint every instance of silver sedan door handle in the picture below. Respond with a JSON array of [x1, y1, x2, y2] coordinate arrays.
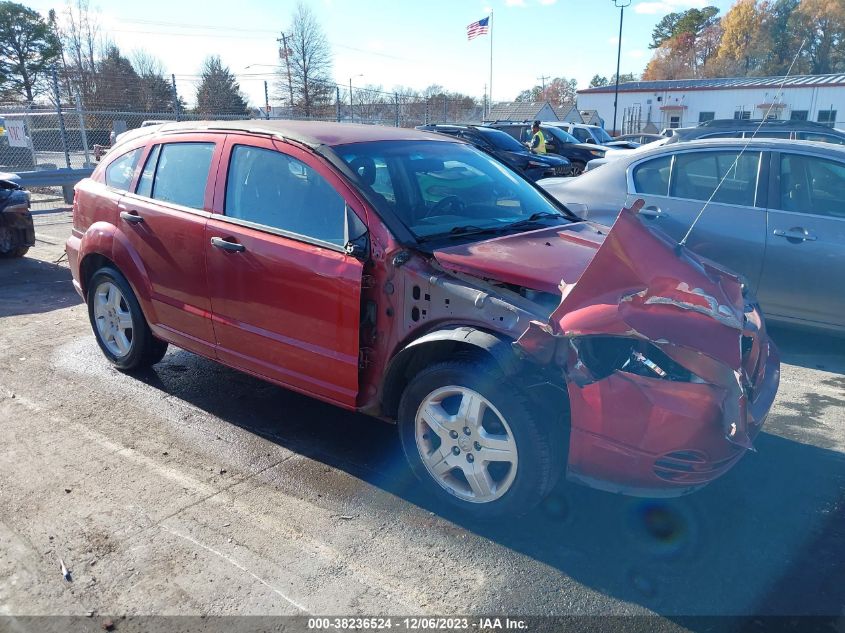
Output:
[[773, 227, 817, 242], [639, 206, 666, 220]]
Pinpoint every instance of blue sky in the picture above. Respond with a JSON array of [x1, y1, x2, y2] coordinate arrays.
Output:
[[26, 0, 735, 106]]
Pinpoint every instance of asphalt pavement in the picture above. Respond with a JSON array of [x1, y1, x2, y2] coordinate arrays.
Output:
[[1, 211, 843, 626]]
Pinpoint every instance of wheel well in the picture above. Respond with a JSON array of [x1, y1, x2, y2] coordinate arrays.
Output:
[[381, 340, 494, 420], [79, 253, 114, 297]]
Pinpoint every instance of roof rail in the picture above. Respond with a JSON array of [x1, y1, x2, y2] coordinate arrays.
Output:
[[699, 118, 830, 129]]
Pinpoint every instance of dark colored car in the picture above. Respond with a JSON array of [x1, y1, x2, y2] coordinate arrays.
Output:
[[66, 121, 779, 517], [487, 122, 607, 175], [416, 124, 571, 179], [0, 176, 33, 258], [668, 118, 845, 145]]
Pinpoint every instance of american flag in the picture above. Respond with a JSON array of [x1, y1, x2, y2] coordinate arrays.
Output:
[[467, 16, 489, 40]]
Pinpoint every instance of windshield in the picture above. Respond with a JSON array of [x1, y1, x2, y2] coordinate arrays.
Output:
[[334, 140, 570, 241], [591, 126, 614, 143], [475, 127, 527, 152], [543, 126, 580, 144]]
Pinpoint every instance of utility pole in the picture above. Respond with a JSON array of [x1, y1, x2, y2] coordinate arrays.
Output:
[[278, 32, 295, 114], [612, 0, 631, 136], [537, 75, 550, 92], [170, 74, 180, 122]]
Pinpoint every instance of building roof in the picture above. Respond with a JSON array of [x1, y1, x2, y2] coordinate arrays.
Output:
[[487, 101, 560, 121], [116, 119, 453, 150], [578, 73, 845, 94]]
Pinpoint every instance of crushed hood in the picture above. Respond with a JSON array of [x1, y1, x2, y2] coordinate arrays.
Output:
[[433, 221, 606, 295], [515, 201, 747, 369]]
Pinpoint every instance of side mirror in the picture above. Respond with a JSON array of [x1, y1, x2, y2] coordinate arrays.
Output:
[[344, 205, 370, 261]]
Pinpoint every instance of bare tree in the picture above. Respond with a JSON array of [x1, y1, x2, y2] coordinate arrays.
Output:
[[60, 0, 101, 104], [281, 2, 333, 117]]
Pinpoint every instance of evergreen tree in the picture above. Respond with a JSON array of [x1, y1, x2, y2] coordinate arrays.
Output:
[[0, 1, 61, 101], [195, 55, 249, 116]]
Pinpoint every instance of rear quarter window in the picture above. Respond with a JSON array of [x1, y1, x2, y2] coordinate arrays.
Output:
[[632, 156, 671, 196], [105, 148, 143, 191]]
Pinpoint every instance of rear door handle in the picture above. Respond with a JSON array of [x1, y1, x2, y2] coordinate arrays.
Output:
[[639, 206, 666, 220], [120, 211, 144, 224], [772, 227, 817, 242], [210, 236, 246, 252]]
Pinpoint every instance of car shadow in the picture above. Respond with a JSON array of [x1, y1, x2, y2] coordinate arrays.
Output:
[[0, 256, 81, 317], [131, 348, 845, 618], [768, 324, 845, 376]]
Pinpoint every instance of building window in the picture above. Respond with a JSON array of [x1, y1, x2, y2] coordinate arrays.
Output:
[[818, 110, 837, 127], [790, 110, 808, 121], [698, 112, 715, 123], [669, 116, 681, 128], [734, 110, 751, 120]]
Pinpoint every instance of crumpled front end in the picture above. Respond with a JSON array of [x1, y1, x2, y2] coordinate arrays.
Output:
[[516, 202, 780, 497]]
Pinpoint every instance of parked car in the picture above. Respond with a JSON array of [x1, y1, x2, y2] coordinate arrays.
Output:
[[540, 137, 845, 333], [486, 122, 606, 175], [0, 175, 33, 258], [615, 133, 664, 145], [66, 121, 779, 517], [544, 121, 636, 149], [667, 118, 845, 145], [415, 124, 570, 179]]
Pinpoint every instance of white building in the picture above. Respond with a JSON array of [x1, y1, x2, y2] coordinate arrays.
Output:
[[577, 73, 845, 135]]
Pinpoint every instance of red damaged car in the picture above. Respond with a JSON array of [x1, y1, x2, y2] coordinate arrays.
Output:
[[66, 121, 780, 517]]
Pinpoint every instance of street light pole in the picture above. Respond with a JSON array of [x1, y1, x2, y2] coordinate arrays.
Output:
[[612, 0, 631, 136]]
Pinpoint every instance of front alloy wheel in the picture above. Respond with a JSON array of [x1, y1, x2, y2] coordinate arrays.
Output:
[[398, 358, 562, 518], [415, 386, 518, 503]]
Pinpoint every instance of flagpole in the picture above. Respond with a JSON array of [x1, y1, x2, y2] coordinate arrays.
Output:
[[489, 10, 493, 113]]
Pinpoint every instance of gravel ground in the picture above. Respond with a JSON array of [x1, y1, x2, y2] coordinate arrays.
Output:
[[1, 211, 844, 627]]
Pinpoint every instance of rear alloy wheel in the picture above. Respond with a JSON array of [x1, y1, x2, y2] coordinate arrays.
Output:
[[87, 266, 168, 370], [398, 359, 560, 518]]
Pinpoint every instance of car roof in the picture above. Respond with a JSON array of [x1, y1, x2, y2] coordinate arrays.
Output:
[[114, 119, 455, 151], [622, 136, 845, 161]]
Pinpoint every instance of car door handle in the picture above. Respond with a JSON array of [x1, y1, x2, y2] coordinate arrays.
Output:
[[210, 236, 246, 252], [772, 227, 817, 242], [639, 206, 666, 219], [120, 211, 144, 224]]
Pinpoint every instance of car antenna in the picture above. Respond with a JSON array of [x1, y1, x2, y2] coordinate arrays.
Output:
[[677, 39, 807, 253]]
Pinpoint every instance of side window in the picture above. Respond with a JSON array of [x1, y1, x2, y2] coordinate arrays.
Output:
[[572, 128, 591, 143], [796, 131, 845, 145], [670, 151, 760, 206], [105, 148, 143, 191], [632, 156, 671, 196], [778, 154, 845, 218], [135, 144, 161, 198], [151, 142, 214, 209], [225, 145, 346, 246]]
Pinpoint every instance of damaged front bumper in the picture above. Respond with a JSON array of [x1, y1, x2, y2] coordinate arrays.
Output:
[[516, 203, 781, 497]]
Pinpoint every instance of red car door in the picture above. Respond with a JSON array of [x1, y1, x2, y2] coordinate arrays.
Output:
[[205, 134, 366, 408], [117, 135, 223, 355]]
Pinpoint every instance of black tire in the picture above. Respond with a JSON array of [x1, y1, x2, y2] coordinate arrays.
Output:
[[0, 245, 29, 258], [570, 161, 586, 176], [87, 266, 168, 371], [398, 358, 563, 518]]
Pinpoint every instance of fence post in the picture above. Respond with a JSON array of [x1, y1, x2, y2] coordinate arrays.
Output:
[[51, 69, 71, 169], [394, 92, 399, 127], [424, 99, 429, 125], [264, 81, 270, 120], [171, 74, 180, 122], [443, 96, 447, 123], [24, 102, 38, 168], [336, 87, 341, 122], [74, 93, 91, 167]]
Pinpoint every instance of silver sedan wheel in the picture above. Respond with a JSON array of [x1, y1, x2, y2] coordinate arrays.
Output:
[[415, 386, 519, 504], [93, 281, 134, 358]]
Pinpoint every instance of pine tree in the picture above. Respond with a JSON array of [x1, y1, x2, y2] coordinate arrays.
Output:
[[195, 55, 249, 117]]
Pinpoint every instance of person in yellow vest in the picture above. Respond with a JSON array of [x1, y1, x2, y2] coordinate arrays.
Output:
[[528, 120, 547, 154]]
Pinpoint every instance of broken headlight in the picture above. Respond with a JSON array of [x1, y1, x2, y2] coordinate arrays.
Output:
[[569, 336, 704, 383]]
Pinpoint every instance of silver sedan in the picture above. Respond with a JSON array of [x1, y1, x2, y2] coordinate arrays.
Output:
[[540, 138, 845, 333]]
